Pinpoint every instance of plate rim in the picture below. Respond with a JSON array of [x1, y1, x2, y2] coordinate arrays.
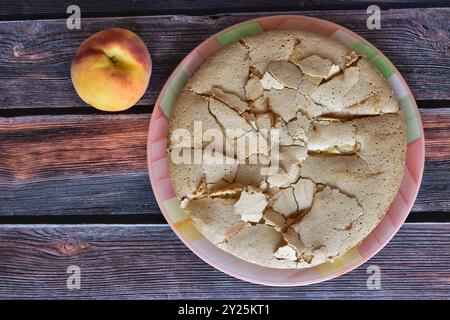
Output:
[[146, 14, 425, 286]]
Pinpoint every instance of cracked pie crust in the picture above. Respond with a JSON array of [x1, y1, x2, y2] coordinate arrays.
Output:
[[167, 30, 407, 269]]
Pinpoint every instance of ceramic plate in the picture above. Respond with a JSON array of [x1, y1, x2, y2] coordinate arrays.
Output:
[[147, 15, 425, 286]]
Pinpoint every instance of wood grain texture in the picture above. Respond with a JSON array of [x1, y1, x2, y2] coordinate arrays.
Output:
[[0, 108, 448, 216], [420, 108, 450, 213], [1, 0, 448, 19], [0, 8, 449, 110], [423, 108, 450, 161], [0, 114, 158, 215], [0, 223, 448, 299]]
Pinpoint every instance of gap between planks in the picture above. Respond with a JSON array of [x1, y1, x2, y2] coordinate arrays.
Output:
[[0, 212, 449, 224], [0, 100, 447, 118]]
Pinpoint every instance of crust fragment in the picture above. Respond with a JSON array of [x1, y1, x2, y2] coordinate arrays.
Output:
[[234, 187, 268, 222]]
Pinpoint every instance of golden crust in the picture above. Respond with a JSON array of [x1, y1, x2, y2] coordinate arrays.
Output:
[[167, 30, 407, 269]]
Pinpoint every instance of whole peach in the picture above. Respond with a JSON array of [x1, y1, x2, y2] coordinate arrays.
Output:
[[71, 28, 151, 111]]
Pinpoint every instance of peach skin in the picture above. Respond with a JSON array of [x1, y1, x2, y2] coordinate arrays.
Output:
[[71, 28, 151, 111]]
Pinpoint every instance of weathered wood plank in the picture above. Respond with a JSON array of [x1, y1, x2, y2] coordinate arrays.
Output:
[[1, 0, 447, 19], [419, 160, 450, 213], [0, 8, 449, 110], [0, 223, 447, 299], [418, 108, 450, 213], [423, 108, 450, 161], [0, 108, 448, 216], [0, 114, 157, 215]]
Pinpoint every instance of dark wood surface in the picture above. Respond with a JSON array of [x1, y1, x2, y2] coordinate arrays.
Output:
[[0, 223, 448, 299], [0, 0, 449, 299]]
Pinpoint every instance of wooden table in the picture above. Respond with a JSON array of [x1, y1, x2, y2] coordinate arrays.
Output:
[[0, 0, 449, 299]]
